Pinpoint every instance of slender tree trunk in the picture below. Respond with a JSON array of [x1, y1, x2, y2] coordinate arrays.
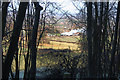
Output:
[[116, 28, 120, 75], [2, 2, 28, 79], [87, 2, 93, 78], [109, 1, 120, 78], [100, 2, 109, 77], [37, 14, 45, 48], [23, 4, 30, 79], [15, 47, 19, 79], [30, 2, 43, 79], [92, 2, 99, 78], [24, 40, 30, 79], [98, 2, 103, 78], [27, 5, 34, 78], [104, 3, 109, 77], [116, 20, 120, 75]]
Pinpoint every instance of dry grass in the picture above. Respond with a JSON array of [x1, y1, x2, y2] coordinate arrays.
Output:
[[38, 41, 78, 50], [38, 36, 79, 50], [47, 36, 79, 42]]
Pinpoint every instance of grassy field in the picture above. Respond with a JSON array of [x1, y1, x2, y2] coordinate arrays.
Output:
[[38, 41, 78, 50], [47, 36, 79, 42], [2, 36, 80, 55], [38, 36, 80, 50]]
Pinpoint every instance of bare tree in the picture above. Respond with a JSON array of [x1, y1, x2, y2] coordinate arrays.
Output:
[[86, 2, 93, 78], [2, 2, 28, 79], [30, 2, 43, 79], [109, 1, 120, 78]]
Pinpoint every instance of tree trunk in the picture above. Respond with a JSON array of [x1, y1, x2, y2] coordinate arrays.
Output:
[[98, 2, 103, 78], [87, 2, 93, 78], [23, 4, 31, 79], [109, 1, 120, 78], [30, 2, 43, 79], [103, 3, 109, 77], [2, 2, 28, 79], [15, 47, 19, 79], [92, 2, 99, 78]]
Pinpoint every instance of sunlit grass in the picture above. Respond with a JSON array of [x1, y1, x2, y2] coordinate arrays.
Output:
[[37, 36, 80, 50], [38, 41, 78, 50], [47, 36, 79, 42]]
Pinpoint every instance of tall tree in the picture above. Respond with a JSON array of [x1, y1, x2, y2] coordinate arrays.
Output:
[[2, 2, 28, 79], [86, 2, 93, 78], [30, 2, 43, 79], [109, 1, 120, 78], [98, 2, 103, 77], [92, 2, 99, 77], [23, 4, 31, 79]]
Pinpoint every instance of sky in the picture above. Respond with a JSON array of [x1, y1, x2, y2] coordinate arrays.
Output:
[[41, 0, 84, 14], [49, 0, 78, 13], [11, 0, 84, 14]]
